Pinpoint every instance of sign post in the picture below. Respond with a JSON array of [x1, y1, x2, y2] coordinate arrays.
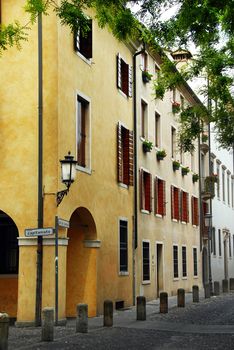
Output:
[[55, 216, 59, 326]]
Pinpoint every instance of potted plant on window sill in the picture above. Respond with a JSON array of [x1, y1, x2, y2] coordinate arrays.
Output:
[[172, 160, 180, 171], [142, 140, 153, 153], [181, 166, 190, 176], [156, 149, 167, 161], [142, 70, 153, 83], [192, 173, 199, 183], [200, 134, 209, 154], [172, 101, 180, 114]]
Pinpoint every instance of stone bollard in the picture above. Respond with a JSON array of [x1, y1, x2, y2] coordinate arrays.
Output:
[[204, 284, 210, 298], [76, 304, 88, 333], [103, 300, 113, 327], [229, 278, 234, 291], [0, 313, 9, 350], [192, 285, 199, 303], [159, 292, 168, 313], [222, 279, 229, 293], [41, 308, 54, 342], [136, 296, 146, 320], [213, 281, 220, 296], [177, 289, 185, 307]]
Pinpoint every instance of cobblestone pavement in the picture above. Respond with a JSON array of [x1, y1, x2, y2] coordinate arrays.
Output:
[[8, 293, 234, 350]]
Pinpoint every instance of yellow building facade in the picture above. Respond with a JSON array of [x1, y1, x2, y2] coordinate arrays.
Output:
[[0, 0, 134, 324]]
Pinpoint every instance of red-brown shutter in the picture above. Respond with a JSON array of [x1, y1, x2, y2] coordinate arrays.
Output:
[[186, 192, 189, 223], [117, 54, 122, 89], [154, 177, 158, 214], [149, 173, 152, 212], [140, 169, 144, 210], [117, 123, 123, 183], [145, 173, 152, 212], [194, 198, 199, 226], [123, 128, 129, 185], [128, 130, 134, 186], [171, 185, 174, 219], [158, 180, 164, 215], [163, 180, 166, 216], [191, 196, 195, 225], [175, 188, 180, 221]]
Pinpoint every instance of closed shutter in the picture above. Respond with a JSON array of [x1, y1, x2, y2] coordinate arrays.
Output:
[[175, 188, 180, 221], [117, 123, 123, 183], [194, 198, 199, 226], [128, 65, 133, 97], [117, 53, 122, 89], [128, 130, 134, 186], [140, 169, 144, 210], [171, 185, 174, 219], [149, 174, 152, 212], [163, 180, 166, 216], [186, 192, 189, 223], [158, 180, 164, 215], [145, 173, 152, 212], [154, 177, 158, 214], [191, 196, 195, 225]]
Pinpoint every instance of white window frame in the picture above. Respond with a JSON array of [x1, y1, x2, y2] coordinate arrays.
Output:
[[173, 244, 179, 280], [192, 246, 198, 278], [182, 245, 187, 279], [118, 217, 129, 276]]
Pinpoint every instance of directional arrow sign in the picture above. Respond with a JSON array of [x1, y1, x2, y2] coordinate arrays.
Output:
[[25, 227, 54, 237], [58, 218, 70, 228]]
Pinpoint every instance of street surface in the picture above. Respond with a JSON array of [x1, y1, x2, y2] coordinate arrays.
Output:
[[9, 293, 234, 349]]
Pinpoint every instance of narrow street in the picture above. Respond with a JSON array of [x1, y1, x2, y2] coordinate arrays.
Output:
[[9, 293, 234, 350]]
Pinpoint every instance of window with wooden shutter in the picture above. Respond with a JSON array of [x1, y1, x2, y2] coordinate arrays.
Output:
[[171, 186, 180, 221], [117, 123, 133, 186], [116, 53, 132, 97], [140, 170, 152, 212], [191, 196, 199, 226], [181, 191, 189, 223], [155, 178, 166, 216], [74, 20, 92, 59], [77, 96, 89, 168]]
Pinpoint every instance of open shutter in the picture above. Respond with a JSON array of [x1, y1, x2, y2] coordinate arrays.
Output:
[[163, 180, 166, 216], [149, 174, 152, 212], [140, 169, 144, 210], [74, 28, 80, 51], [128, 65, 133, 97], [195, 198, 199, 226], [117, 123, 123, 183], [128, 130, 134, 186], [191, 196, 194, 225], [123, 128, 129, 185], [186, 192, 189, 223], [117, 54, 122, 89], [154, 177, 158, 214], [176, 189, 180, 221], [171, 185, 174, 219]]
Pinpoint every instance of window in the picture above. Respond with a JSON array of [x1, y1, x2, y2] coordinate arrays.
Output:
[[218, 229, 222, 257], [119, 220, 128, 273], [141, 100, 148, 138], [77, 95, 90, 169], [142, 241, 150, 281], [191, 196, 199, 226], [227, 173, 230, 205], [171, 126, 176, 158], [222, 167, 226, 202], [74, 20, 92, 59], [181, 190, 189, 223], [216, 162, 220, 199], [173, 245, 179, 278], [155, 112, 160, 147], [212, 228, 216, 255], [193, 247, 198, 277], [140, 170, 152, 212], [154, 177, 166, 216], [117, 53, 132, 97], [182, 246, 187, 277], [171, 185, 180, 221], [229, 235, 232, 258], [117, 123, 133, 186]]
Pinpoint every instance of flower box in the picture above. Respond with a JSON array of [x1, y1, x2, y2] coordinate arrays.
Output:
[[142, 140, 153, 153], [192, 174, 199, 183], [172, 101, 180, 113], [181, 166, 190, 176], [156, 149, 167, 161], [172, 160, 180, 171], [142, 70, 153, 84]]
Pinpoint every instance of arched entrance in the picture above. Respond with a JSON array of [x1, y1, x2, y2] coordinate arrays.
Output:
[[0, 210, 19, 318], [66, 207, 97, 317]]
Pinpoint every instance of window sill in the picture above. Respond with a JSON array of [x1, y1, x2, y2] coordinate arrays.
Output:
[[76, 51, 92, 66], [0, 274, 18, 278], [141, 209, 151, 215], [181, 221, 187, 225], [155, 213, 163, 218], [118, 183, 128, 189], [119, 271, 129, 276], [142, 280, 151, 285], [118, 89, 128, 99], [193, 276, 198, 279], [76, 165, 92, 175], [192, 225, 198, 228], [173, 277, 179, 281], [172, 219, 179, 223], [182, 276, 187, 280]]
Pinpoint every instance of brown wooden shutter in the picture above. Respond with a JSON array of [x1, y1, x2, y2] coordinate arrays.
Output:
[[128, 130, 134, 186], [140, 169, 144, 210], [158, 180, 164, 215], [176, 188, 180, 221], [163, 180, 166, 216], [154, 177, 158, 214], [117, 54, 122, 89], [186, 192, 189, 223], [128, 65, 133, 97], [181, 191, 186, 222], [171, 185, 174, 219], [117, 123, 123, 183], [149, 173, 152, 212], [191, 196, 195, 225], [145, 173, 151, 212]]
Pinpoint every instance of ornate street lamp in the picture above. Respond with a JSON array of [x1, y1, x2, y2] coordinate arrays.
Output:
[[57, 152, 77, 206], [204, 212, 213, 294]]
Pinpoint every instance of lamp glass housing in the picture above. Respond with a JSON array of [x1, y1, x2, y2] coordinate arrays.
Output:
[[204, 213, 212, 227], [60, 153, 77, 184]]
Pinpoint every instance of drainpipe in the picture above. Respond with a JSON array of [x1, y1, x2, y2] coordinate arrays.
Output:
[[35, 12, 43, 326], [132, 46, 145, 305]]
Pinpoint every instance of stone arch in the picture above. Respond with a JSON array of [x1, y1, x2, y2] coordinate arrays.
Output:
[[66, 207, 98, 317], [0, 210, 19, 318]]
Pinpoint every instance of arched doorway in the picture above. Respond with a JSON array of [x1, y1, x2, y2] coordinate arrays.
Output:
[[0, 210, 19, 318], [66, 207, 97, 317]]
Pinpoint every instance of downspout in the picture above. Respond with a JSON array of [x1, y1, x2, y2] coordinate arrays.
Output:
[[132, 46, 145, 305], [35, 12, 43, 326]]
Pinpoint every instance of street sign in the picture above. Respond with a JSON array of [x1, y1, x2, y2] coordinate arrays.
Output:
[[58, 218, 70, 228], [24, 227, 54, 237]]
